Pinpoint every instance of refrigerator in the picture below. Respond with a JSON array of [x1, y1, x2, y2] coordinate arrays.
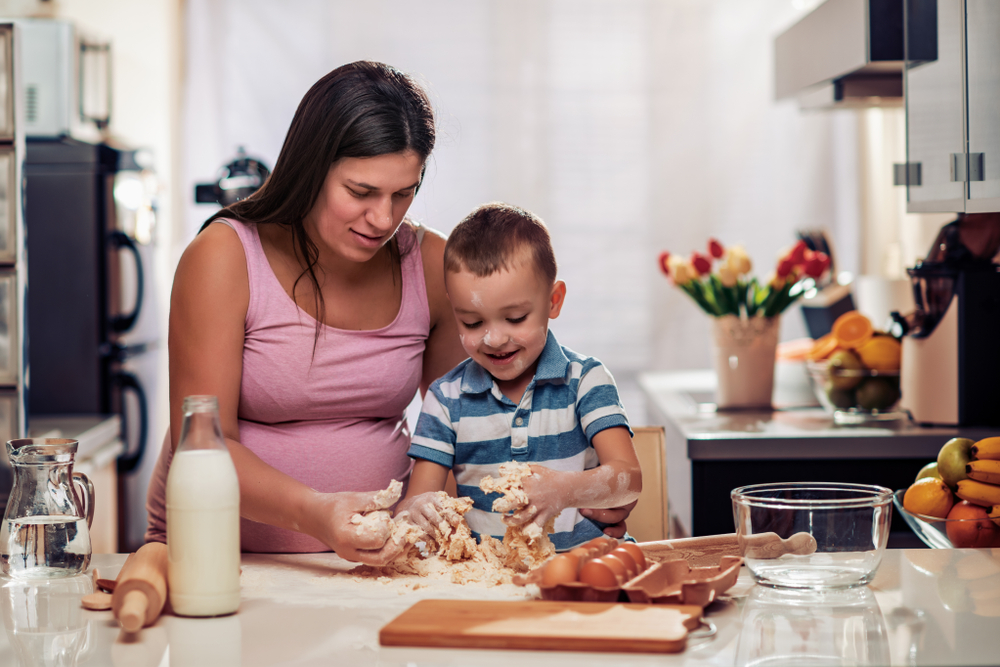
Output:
[[24, 136, 161, 552]]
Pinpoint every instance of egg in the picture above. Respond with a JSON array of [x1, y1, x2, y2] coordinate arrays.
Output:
[[608, 548, 638, 579], [584, 536, 615, 555], [568, 547, 592, 560], [596, 554, 628, 582], [578, 558, 619, 588], [541, 554, 580, 587], [618, 542, 647, 572]]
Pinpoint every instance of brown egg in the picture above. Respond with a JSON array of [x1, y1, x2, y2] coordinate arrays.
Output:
[[618, 542, 647, 572], [596, 555, 628, 582], [608, 548, 638, 579], [585, 536, 615, 555], [541, 554, 580, 587], [579, 558, 619, 588], [568, 547, 592, 560]]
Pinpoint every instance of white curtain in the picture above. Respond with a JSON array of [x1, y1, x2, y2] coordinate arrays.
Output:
[[182, 0, 862, 421]]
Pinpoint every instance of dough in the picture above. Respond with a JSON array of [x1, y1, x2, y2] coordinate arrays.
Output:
[[479, 462, 556, 571], [351, 464, 557, 586]]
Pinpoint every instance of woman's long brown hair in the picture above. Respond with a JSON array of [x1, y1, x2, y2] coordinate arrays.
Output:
[[201, 61, 435, 345]]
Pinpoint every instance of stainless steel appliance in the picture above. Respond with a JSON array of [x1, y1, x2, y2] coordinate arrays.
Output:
[[893, 214, 1000, 426], [24, 137, 160, 551]]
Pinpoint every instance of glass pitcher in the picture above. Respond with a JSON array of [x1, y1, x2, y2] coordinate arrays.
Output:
[[1, 439, 95, 578]]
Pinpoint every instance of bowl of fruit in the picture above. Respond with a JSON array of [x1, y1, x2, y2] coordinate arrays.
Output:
[[806, 311, 904, 424], [896, 436, 1000, 548]]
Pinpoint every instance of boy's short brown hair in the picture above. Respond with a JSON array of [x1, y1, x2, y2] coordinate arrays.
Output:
[[444, 202, 557, 284]]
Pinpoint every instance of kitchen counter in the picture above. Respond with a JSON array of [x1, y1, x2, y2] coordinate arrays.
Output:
[[639, 370, 996, 539], [1, 548, 997, 666]]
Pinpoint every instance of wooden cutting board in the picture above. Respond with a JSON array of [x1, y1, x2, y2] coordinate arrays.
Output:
[[379, 599, 703, 653]]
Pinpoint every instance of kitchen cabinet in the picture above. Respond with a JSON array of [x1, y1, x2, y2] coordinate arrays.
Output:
[[904, 0, 1000, 212]]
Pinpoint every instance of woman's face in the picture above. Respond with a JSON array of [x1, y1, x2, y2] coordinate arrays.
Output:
[[304, 150, 424, 263]]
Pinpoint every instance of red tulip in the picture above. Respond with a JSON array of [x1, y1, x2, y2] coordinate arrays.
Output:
[[803, 252, 830, 278], [776, 257, 794, 279], [786, 240, 809, 265], [658, 251, 671, 277], [691, 252, 712, 276], [707, 238, 725, 259]]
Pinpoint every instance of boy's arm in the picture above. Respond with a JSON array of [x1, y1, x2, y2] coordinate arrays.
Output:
[[510, 426, 642, 529], [402, 459, 450, 499]]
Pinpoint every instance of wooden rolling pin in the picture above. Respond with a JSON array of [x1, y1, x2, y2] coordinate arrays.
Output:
[[111, 542, 169, 632], [639, 532, 817, 567]]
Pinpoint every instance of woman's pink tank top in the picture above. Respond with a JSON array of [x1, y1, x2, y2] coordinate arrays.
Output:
[[145, 219, 429, 552]]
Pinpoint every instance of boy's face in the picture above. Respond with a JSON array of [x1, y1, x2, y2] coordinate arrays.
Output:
[[446, 257, 566, 390]]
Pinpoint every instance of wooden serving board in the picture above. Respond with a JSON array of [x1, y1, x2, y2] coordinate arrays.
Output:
[[379, 599, 702, 653]]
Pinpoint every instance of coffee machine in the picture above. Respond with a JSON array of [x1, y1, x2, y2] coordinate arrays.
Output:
[[893, 215, 1000, 426]]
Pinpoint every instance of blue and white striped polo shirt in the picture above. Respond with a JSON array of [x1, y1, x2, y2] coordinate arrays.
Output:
[[408, 331, 632, 551]]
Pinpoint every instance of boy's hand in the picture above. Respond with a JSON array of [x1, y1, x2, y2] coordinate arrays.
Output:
[[395, 491, 445, 537], [505, 465, 576, 530], [580, 500, 638, 538]]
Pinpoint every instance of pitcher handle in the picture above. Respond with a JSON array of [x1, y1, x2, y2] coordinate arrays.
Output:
[[72, 471, 96, 529]]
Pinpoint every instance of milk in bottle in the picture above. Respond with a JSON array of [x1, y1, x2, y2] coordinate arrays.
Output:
[[166, 395, 241, 616]]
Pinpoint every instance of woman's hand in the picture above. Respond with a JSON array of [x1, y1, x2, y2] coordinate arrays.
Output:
[[306, 491, 405, 566]]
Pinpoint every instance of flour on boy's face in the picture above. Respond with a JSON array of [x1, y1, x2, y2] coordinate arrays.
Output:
[[446, 260, 564, 390]]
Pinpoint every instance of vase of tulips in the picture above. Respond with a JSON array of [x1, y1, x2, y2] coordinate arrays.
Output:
[[658, 238, 830, 409]]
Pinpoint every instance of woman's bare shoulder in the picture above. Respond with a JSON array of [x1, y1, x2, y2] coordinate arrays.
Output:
[[174, 220, 249, 302]]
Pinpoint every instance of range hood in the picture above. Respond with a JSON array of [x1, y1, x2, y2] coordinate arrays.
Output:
[[774, 0, 935, 110]]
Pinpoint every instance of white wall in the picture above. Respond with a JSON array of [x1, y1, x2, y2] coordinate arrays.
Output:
[[183, 0, 865, 423]]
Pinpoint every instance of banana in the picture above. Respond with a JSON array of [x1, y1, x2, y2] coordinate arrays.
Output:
[[990, 505, 1000, 528], [971, 437, 1000, 461], [956, 479, 1000, 507], [967, 459, 1000, 485]]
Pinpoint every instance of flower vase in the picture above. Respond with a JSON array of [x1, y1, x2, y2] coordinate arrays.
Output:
[[712, 315, 780, 410]]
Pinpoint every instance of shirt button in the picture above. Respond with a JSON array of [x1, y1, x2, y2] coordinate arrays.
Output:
[[515, 417, 523, 426]]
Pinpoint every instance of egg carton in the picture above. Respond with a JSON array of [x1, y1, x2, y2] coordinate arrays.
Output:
[[513, 539, 743, 605]]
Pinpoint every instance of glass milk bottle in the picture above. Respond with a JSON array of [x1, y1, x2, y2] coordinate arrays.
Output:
[[166, 395, 241, 616]]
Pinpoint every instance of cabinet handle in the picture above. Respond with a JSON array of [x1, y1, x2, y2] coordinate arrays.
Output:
[[893, 163, 921, 187], [969, 153, 985, 182], [951, 153, 986, 182], [951, 154, 966, 182]]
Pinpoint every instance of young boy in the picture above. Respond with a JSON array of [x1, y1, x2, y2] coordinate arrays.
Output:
[[400, 202, 641, 551]]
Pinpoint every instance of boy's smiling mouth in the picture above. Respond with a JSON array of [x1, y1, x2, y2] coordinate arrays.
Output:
[[486, 349, 518, 364]]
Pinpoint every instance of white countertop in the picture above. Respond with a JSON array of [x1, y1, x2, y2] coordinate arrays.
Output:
[[1, 548, 997, 666]]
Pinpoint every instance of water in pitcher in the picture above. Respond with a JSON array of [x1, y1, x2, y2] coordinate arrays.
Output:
[[2, 515, 92, 578]]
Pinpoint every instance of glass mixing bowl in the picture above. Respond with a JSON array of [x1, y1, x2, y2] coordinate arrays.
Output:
[[732, 482, 894, 590]]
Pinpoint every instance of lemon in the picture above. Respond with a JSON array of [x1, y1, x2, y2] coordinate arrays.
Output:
[[856, 335, 902, 372]]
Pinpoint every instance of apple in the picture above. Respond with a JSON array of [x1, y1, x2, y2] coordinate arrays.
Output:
[[938, 437, 974, 489], [916, 461, 942, 482]]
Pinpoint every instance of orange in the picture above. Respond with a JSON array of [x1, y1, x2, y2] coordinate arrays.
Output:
[[946, 501, 1000, 548], [807, 334, 841, 361], [831, 311, 874, 350], [856, 335, 902, 372], [903, 477, 955, 519]]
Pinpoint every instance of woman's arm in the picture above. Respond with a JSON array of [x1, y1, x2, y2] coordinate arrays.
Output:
[[168, 222, 398, 563], [419, 228, 467, 394]]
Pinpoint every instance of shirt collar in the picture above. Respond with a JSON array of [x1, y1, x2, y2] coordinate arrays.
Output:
[[460, 330, 569, 394]]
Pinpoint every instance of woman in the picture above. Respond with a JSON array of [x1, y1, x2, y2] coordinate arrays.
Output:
[[147, 61, 629, 564]]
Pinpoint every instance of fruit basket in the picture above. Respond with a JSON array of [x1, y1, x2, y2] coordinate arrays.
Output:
[[806, 359, 904, 424], [894, 489, 1000, 549]]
